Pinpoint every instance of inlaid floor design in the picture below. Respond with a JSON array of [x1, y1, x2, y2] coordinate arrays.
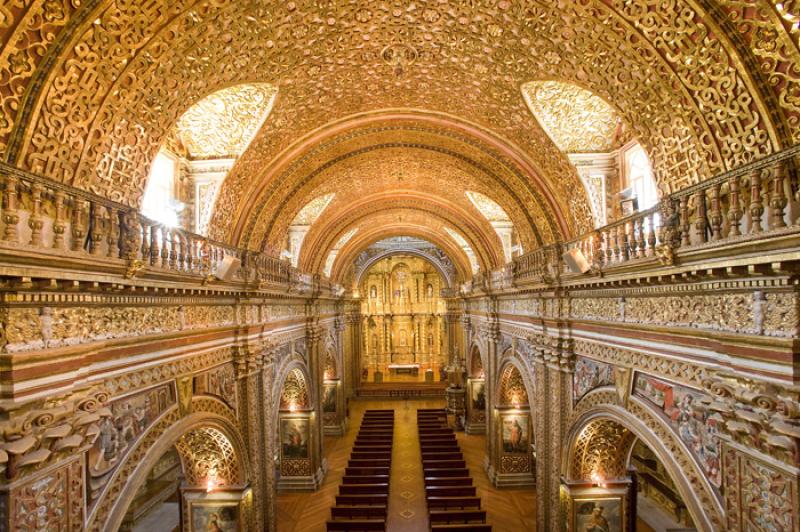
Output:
[[277, 398, 536, 531]]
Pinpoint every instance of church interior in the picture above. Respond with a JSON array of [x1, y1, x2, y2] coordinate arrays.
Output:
[[0, 1, 798, 531]]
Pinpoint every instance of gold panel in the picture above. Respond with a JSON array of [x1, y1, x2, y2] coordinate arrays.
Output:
[[522, 81, 620, 153], [174, 83, 277, 159]]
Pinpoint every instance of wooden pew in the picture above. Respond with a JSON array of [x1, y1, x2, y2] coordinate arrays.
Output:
[[342, 475, 390, 485], [326, 519, 385, 531], [356, 433, 394, 440], [335, 494, 388, 507], [422, 468, 470, 477], [420, 445, 461, 453], [426, 496, 482, 510], [426, 486, 477, 497], [418, 428, 453, 435], [430, 525, 491, 531], [423, 459, 466, 469], [424, 477, 473, 487], [348, 459, 391, 469], [339, 484, 389, 495], [428, 510, 487, 525], [351, 452, 392, 461], [345, 466, 390, 476], [331, 506, 387, 520], [419, 434, 456, 441], [421, 452, 463, 461], [352, 446, 392, 453]]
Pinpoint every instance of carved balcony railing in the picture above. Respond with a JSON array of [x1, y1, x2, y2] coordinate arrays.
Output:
[[0, 162, 341, 296], [509, 145, 800, 287]]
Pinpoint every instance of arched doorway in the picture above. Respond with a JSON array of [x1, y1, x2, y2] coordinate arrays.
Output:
[[563, 414, 709, 532], [489, 359, 536, 487], [465, 344, 486, 434]]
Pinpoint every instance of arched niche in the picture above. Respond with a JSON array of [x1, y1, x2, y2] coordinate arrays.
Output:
[[490, 357, 536, 487], [465, 344, 486, 434], [562, 395, 722, 532], [274, 362, 324, 491], [101, 400, 251, 532]]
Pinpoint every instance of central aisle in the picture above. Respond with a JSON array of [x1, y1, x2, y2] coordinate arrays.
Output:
[[386, 401, 430, 531]]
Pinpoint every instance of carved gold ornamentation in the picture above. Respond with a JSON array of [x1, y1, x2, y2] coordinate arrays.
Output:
[[279, 368, 310, 409], [2, 0, 789, 252], [173, 83, 277, 159], [521, 81, 620, 153], [0, 387, 109, 480], [174, 426, 243, 487]]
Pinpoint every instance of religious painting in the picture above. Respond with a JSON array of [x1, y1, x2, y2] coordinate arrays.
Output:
[[573, 497, 623, 532], [501, 413, 529, 454], [280, 418, 310, 460], [573, 357, 615, 404], [471, 381, 486, 411], [634, 373, 721, 488], [191, 503, 239, 532], [322, 383, 337, 414], [470, 380, 486, 423]]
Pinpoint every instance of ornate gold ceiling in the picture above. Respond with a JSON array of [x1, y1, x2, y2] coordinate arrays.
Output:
[[522, 81, 620, 153], [173, 83, 277, 159], [0, 0, 796, 253]]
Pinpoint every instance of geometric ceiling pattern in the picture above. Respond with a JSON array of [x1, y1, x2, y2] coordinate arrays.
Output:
[[521, 81, 619, 153], [173, 83, 278, 159], [0, 0, 796, 270]]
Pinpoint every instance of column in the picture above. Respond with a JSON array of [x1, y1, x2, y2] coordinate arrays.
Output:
[[234, 343, 266, 531], [484, 320, 500, 482], [541, 338, 575, 531]]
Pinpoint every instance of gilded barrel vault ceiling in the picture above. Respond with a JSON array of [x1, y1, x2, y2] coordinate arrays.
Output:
[[0, 0, 796, 255], [302, 202, 494, 276], [229, 120, 568, 252]]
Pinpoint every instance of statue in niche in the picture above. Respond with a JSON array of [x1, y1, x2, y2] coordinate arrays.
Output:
[[370, 285, 377, 298], [400, 330, 407, 346], [426, 283, 434, 299], [427, 332, 433, 348]]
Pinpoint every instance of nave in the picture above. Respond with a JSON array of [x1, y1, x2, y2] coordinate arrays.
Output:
[[277, 399, 536, 532]]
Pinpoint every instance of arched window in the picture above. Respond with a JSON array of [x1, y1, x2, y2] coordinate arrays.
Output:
[[142, 150, 180, 226], [624, 143, 658, 211]]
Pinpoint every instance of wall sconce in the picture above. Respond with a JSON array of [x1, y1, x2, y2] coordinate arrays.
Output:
[[206, 469, 219, 493], [288, 402, 297, 412], [590, 470, 607, 488]]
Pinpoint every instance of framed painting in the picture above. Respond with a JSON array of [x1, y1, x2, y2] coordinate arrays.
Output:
[[471, 380, 486, 411], [572, 496, 624, 532], [322, 383, 337, 414], [500, 412, 529, 455], [280, 417, 310, 460], [191, 502, 239, 532]]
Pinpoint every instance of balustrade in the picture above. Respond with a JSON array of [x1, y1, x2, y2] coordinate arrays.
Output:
[[0, 163, 295, 288], [512, 147, 800, 283]]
